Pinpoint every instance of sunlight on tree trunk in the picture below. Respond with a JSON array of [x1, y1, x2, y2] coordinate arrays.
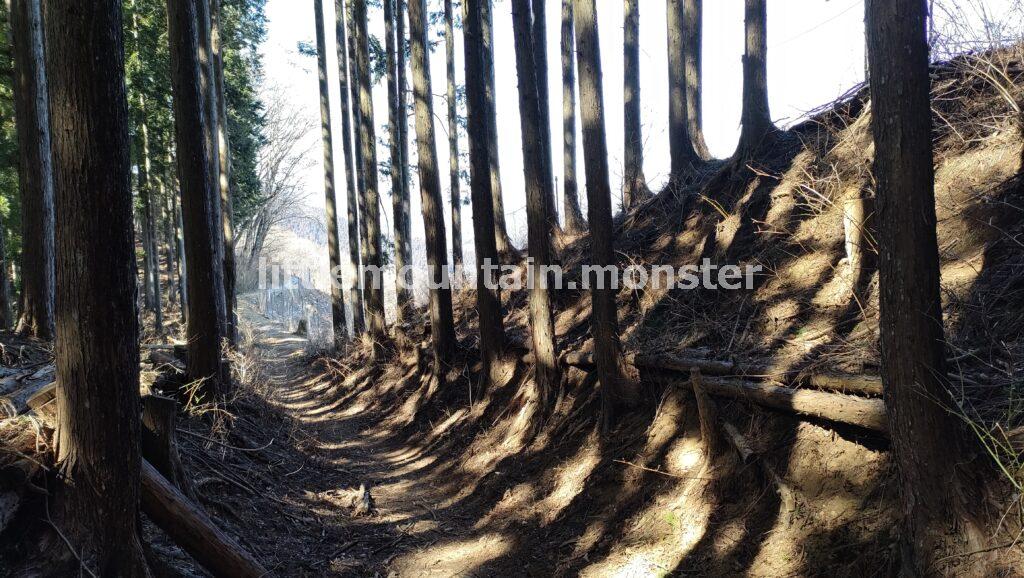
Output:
[[47, 0, 149, 572], [560, 0, 587, 233]]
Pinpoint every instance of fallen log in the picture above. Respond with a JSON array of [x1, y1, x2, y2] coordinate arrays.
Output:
[[651, 373, 888, 434], [141, 395, 194, 499], [564, 351, 883, 397], [141, 460, 267, 578]]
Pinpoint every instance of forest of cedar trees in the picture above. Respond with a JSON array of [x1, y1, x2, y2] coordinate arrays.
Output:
[[2, 0, 1024, 575]]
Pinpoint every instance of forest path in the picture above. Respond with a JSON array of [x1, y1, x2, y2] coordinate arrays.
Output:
[[236, 301, 495, 577]]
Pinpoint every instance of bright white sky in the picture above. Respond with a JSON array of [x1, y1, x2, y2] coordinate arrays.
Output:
[[258, 0, 1012, 277]]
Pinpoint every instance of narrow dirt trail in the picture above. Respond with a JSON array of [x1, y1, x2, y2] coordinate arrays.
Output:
[[237, 303, 503, 576]]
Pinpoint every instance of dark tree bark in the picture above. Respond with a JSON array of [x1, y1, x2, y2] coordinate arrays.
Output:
[[512, 0, 560, 406], [410, 0, 457, 368], [168, 0, 228, 397], [211, 0, 237, 345], [315, 0, 347, 348], [482, 0, 517, 258], [9, 0, 54, 340], [45, 0, 149, 572], [683, 0, 709, 159], [0, 222, 10, 330], [348, 0, 372, 339], [335, 0, 365, 336], [866, 0, 990, 573], [444, 0, 464, 280], [736, 0, 773, 157], [354, 0, 388, 350], [173, 185, 189, 323], [530, 0, 561, 235], [387, 0, 412, 321], [396, 0, 413, 300], [463, 0, 506, 387], [196, 0, 229, 336], [560, 0, 586, 233], [666, 0, 699, 185], [622, 0, 649, 210], [574, 0, 639, 430]]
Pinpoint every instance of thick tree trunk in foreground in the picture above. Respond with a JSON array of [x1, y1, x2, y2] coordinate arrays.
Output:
[[315, 0, 347, 348], [386, 0, 412, 322], [622, 0, 649, 209], [445, 0, 464, 280], [464, 0, 506, 387], [560, 0, 586, 233], [9, 0, 54, 340], [211, 0, 237, 346], [512, 0, 560, 406], [574, 0, 638, 430], [197, 0, 229, 337], [354, 0, 388, 351], [683, 0, 709, 160], [866, 0, 990, 573], [482, 0, 517, 258], [46, 0, 149, 571], [736, 0, 773, 157], [666, 0, 700, 185], [169, 0, 228, 397], [335, 0, 365, 336], [410, 0, 457, 368]]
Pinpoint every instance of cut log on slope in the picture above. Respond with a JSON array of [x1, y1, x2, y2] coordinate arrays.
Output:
[[563, 350, 883, 397], [0, 378, 267, 577], [141, 460, 267, 578], [649, 372, 887, 434]]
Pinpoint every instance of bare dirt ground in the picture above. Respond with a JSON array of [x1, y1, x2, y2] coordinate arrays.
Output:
[[153, 301, 905, 577], [164, 303, 534, 576]]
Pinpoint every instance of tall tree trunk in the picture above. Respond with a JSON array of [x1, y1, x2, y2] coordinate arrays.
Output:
[[46, 0, 149, 572], [168, 0, 228, 397], [163, 184, 178, 309], [410, 0, 457, 368], [560, 0, 586, 233], [335, 0, 365, 335], [387, 0, 412, 322], [315, 0, 347, 348], [736, 0, 773, 157], [349, 0, 371, 336], [211, 0, 237, 346], [172, 172, 189, 323], [130, 6, 163, 335], [866, 0, 990, 573], [137, 101, 164, 335], [9, 0, 54, 340], [463, 0, 506, 388], [482, 0, 517, 258], [396, 0, 413, 302], [197, 0, 229, 344], [531, 0, 561, 236], [623, 0, 649, 209], [444, 0, 464, 280], [683, 0, 709, 160], [512, 0, 560, 408], [666, 0, 699, 186], [354, 0, 388, 350], [574, 0, 638, 431], [0, 222, 10, 330]]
